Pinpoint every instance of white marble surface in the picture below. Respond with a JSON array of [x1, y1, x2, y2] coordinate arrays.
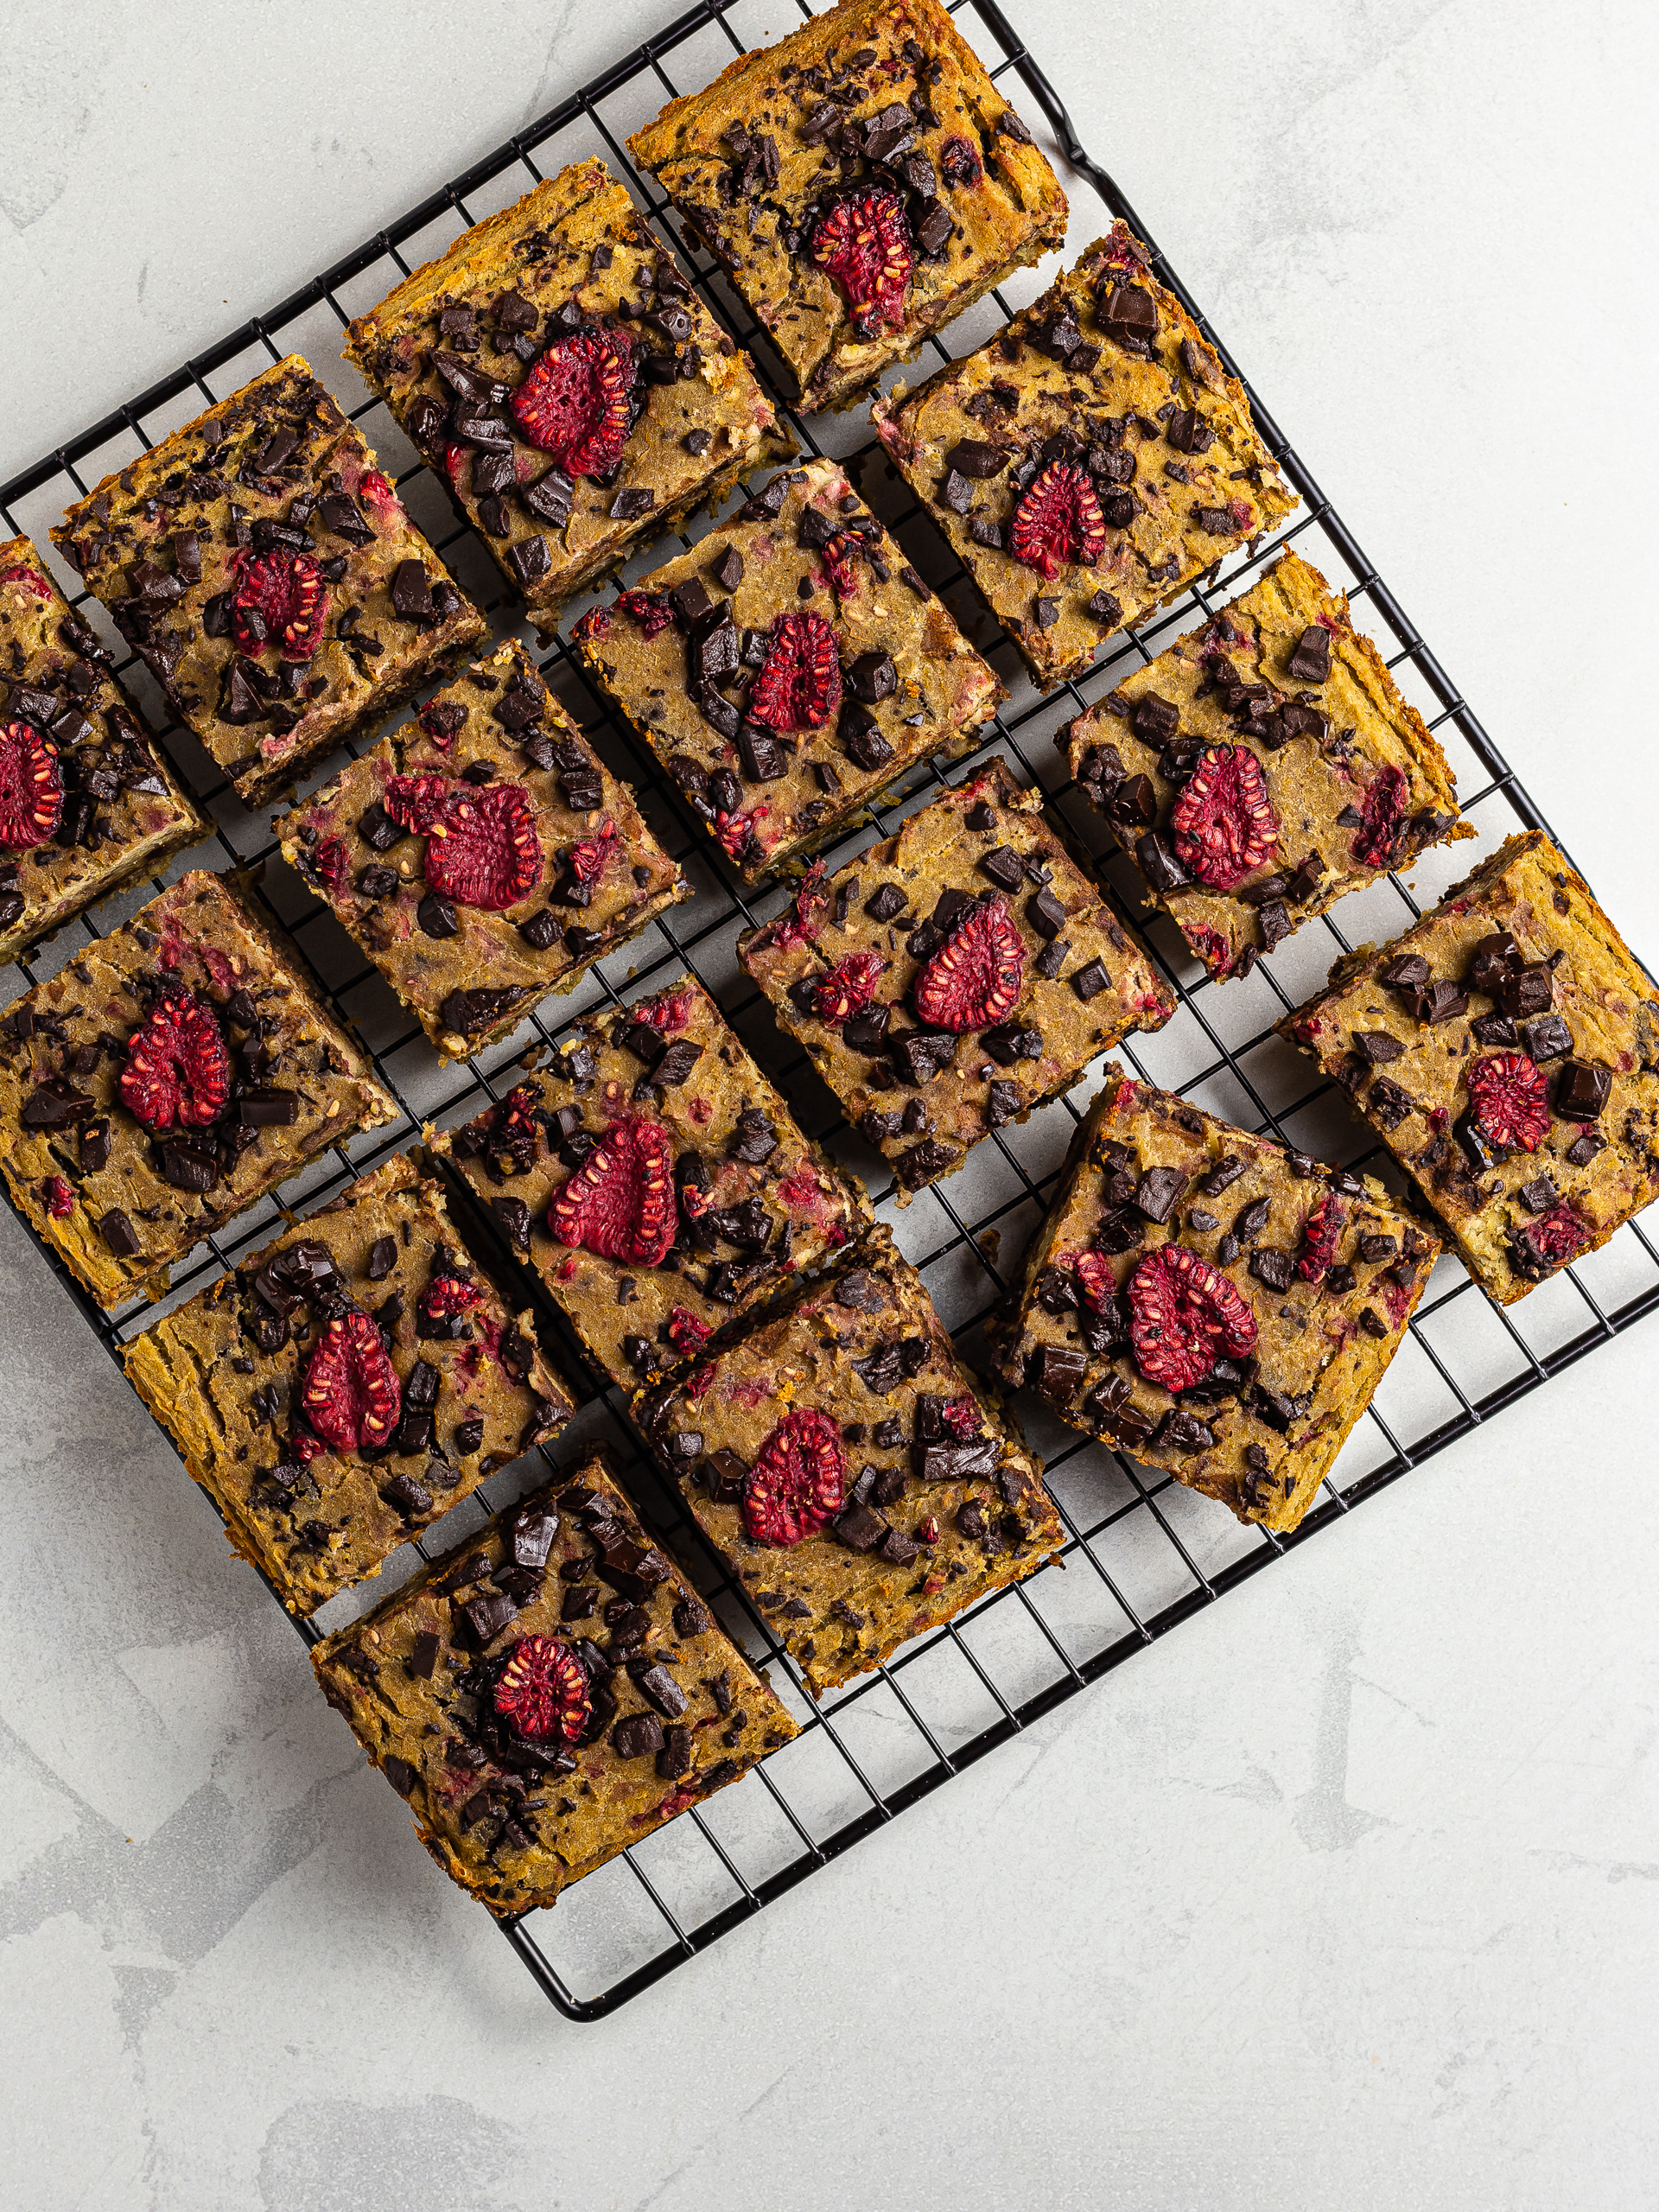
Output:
[[3, 3, 1657, 2206]]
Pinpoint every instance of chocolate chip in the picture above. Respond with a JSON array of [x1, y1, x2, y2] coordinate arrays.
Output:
[[1027, 887, 1067, 938], [1498, 963, 1554, 1020], [846, 651, 897, 702], [1249, 1248, 1294, 1293], [1135, 832, 1189, 895], [865, 881, 906, 922], [518, 908, 560, 951], [1522, 1013, 1573, 1063], [1353, 1031, 1404, 1065], [238, 1088, 298, 1127], [1566, 1129, 1606, 1168], [415, 890, 459, 939], [945, 438, 1007, 478], [508, 536, 551, 587], [1555, 1058, 1611, 1120], [1133, 1166, 1187, 1223]]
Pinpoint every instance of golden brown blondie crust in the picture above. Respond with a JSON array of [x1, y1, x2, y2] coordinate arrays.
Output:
[[0, 870, 395, 1308], [276, 639, 687, 1058], [1064, 551, 1471, 977], [314, 1447, 798, 1915], [993, 1073, 1438, 1532], [873, 224, 1296, 688], [342, 159, 792, 630], [0, 538, 203, 963], [1278, 831, 1659, 1303], [125, 1153, 575, 1614], [628, 0, 1067, 411]]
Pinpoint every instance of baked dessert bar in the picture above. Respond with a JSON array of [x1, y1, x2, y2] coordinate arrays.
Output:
[[313, 1446, 798, 1912], [342, 158, 792, 633], [1062, 550, 1471, 978], [739, 758, 1173, 1200], [127, 1152, 575, 1613], [994, 1073, 1437, 1531], [1278, 830, 1659, 1303], [276, 639, 687, 1058], [0, 869, 395, 1307], [0, 538, 203, 963], [53, 356, 485, 807], [633, 1224, 1065, 1695], [572, 456, 1003, 885], [627, 0, 1068, 413], [872, 223, 1295, 688], [432, 971, 870, 1389]]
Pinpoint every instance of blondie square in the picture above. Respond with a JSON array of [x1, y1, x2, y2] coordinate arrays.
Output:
[[0, 870, 396, 1307], [0, 539, 203, 963], [627, 0, 1068, 412], [313, 1447, 798, 1914], [1278, 831, 1659, 1303], [632, 1224, 1065, 1695], [873, 223, 1296, 688], [739, 758, 1173, 1200], [53, 357, 485, 806], [126, 1152, 575, 1613], [1063, 551, 1471, 978], [571, 456, 1003, 884], [342, 158, 792, 632], [276, 639, 687, 1058], [431, 971, 870, 1390], [994, 1073, 1438, 1532]]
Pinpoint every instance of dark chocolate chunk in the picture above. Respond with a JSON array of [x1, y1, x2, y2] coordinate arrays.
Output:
[[1133, 1166, 1187, 1223], [1027, 887, 1068, 939], [1249, 1248, 1294, 1294], [1522, 1013, 1573, 1063], [1286, 625, 1332, 683], [1498, 963, 1554, 1020], [1555, 1058, 1611, 1120]]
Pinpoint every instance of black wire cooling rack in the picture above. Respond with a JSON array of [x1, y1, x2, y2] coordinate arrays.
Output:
[[3, 0, 1656, 2021]]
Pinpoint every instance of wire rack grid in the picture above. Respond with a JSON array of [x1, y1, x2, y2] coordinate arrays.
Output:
[[2, 0, 1656, 2020]]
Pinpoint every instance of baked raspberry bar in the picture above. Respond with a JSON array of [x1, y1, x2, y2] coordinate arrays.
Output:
[[571, 456, 1003, 885], [0, 870, 395, 1308], [0, 538, 203, 963], [276, 639, 687, 1058], [739, 758, 1173, 1200], [1278, 831, 1659, 1303], [53, 356, 485, 807], [126, 1153, 575, 1614], [431, 971, 870, 1389], [873, 223, 1296, 689], [628, 0, 1068, 413], [994, 1073, 1438, 1531], [1063, 551, 1471, 978], [343, 158, 792, 633], [633, 1225, 1065, 1695], [313, 1446, 798, 1915]]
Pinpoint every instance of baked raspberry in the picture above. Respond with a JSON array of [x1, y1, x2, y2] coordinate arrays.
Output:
[[232, 550, 328, 661], [1072, 1249, 1117, 1311], [614, 588, 676, 637], [569, 818, 620, 884], [383, 772, 450, 836], [301, 1311, 402, 1452], [1008, 463, 1107, 580], [667, 1306, 713, 1356], [812, 192, 912, 332], [913, 896, 1026, 1032], [1170, 745, 1279, 892], [940, 1395, 981, 1438], [812, 952, 887, 1027], [424, 783, 543, 910], [493, 1634, 590, 1743], [939, 137, 983, 187], [1351, 763, 1408, 869], [119, 988, 230, 1131], [770, 862, 830, 952], [746, 611, 843, 731], [550, 1117, 676, 1268], [714, 805, 768, 863], [818, 531, 861, 601], [0, 563, 53, 602], [1296, 1192, 1344, 1283], [0, 720, 63, 849], [418, 1274, 484, 1327], [1512, 1198, 1588, 1277], [43, 1175, 74, 1219], [315, 838, 350, 894], [742, 1407, 846, 1546], [510, 328, 636, 476], [634, 987, 695, 1031], [1128, 1244, 1258, 1392], [1465, 1053, 1549, 1153]]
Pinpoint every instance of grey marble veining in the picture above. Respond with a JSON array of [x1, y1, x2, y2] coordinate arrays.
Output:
[[2, 2, 1656, 2206]]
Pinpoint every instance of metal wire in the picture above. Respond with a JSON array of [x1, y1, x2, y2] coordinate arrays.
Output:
[[2, 0, 1655, 2020]]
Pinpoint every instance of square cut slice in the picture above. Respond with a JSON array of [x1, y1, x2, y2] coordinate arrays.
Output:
[[1063, 550, 1472, 977], [627, 0, 1068, 413], [125, 1153, 575, 1614], [632, 1224, 1065, 1695], [1278, 830, 1659, 1302], [276, 639, 687, 1058], [430, 970, 871, 1390], [342, 158, 792, 632], [52, 356, 486, 807], [0, 869, 396, 1308], [571, 455, 1003, 886], [994, 1072, 1439, 1531], [312, 1446, 798, 1914], [739, 756, 1173, 1201], [872, 223, 1296, 689], [0, 538, 204, 963]]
